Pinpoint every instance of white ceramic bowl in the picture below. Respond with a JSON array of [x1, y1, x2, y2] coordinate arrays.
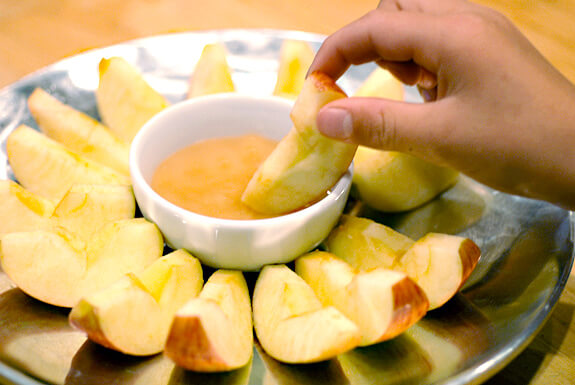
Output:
[[130, 93, 352, 271]]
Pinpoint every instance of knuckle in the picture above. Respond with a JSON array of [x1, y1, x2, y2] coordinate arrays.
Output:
[[443, 10, 510, 45]]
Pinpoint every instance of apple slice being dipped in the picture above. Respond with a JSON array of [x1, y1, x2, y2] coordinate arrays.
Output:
[[242, 71, 356, 215], [253, 264, 360, 364], [165, 270, 252, 372], [295, 251, 429, 346], [69, 249, 203, 356]]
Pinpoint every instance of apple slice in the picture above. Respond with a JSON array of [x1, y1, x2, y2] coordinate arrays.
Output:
[[51, 184, 135, 240], [253, 264, 360, 364], [242, 71, 356, 214], [352, 147, 459, 212], [325, 215, 481, 309], [28, 88, 130, 175], [6, 125, 130, 202], [273, 40, 315, 100], [397, 233, 480, 309], [324, 215, 414, 271], [165, 270, 252, 372], [187, 43, 235, 98], [0, 180, 54, 236], [351, 68, 459, 212], [69, 249, 203, 356], [96, 56, 170, 143], [295, 251, 428, 346], [0, 218, 164, 308], [0, 181, 134, 241], [354, 67, 405, 100]]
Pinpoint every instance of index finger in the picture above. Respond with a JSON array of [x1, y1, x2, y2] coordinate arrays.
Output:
[[308, 9, 443, 80]]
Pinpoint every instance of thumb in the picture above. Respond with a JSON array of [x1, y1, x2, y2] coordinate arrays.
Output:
[[317, 97, 445, 159]]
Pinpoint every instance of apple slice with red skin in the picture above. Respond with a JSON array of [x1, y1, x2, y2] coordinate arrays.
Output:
[[295, 251, 429, 346], [397, 233, 480, 309], [165, 269, 253, 372], [325, 215, 481, 310]]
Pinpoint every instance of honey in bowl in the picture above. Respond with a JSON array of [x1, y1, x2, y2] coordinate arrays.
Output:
[[151, 134, 278, 220]]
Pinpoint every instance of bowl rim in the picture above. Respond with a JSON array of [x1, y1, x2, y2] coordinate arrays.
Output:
[[129, 93, 353, 228]]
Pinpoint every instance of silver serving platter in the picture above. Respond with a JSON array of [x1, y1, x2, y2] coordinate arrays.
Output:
[[0, 29, 573, 385]]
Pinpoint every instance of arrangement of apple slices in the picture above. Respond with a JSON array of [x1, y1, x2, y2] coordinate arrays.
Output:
[[69, 249, 203, 356], [325, 215, 481, 309], [273, 40, 315, 100], [187, 43, 236, 98], [253, 264, 361, 364], [165, 270, 253, 372], [96, 56, 170, 143], [0, 41, 484, 377], [295, 251, 429, 346], [242, 71, 357, 215], [351, 68, 459, 212]]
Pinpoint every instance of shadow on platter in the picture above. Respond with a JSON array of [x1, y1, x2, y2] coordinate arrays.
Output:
[[0, 288, 86, 385]]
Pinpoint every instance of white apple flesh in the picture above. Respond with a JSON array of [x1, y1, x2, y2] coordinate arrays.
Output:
[[28, 88, 130, 175], [96, 57, 170, 143], [69, 249, 203, 356], [0, 218, 164, 308], [273, 39, 315, 100], [6, 125, 129, 203], [187, 43, 235, 98], [253, 264, 360, 364]]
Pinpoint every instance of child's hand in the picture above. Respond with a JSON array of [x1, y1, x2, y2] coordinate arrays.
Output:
[[309, 0, 575, 209]]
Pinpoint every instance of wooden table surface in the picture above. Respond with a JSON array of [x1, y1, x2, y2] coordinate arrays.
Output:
[[0, 1, 574, 384]]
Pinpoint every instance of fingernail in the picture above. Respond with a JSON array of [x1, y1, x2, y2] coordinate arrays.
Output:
[[318, 108, 353, 140], [418, 69, 437, 90], [419, 87, 433, 102]]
